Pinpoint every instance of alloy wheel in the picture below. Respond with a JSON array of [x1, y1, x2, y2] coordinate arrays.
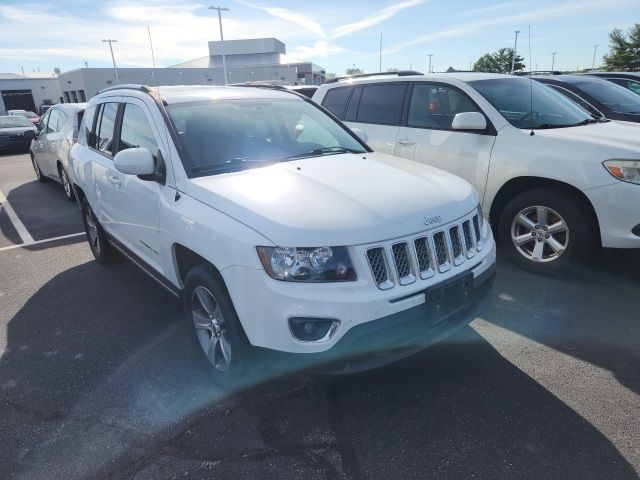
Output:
[[191, 286, 232, 372], [511, 205, 569, 263]]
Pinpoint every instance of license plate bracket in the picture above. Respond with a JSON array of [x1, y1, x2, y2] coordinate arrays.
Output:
[[425, 273, 473, 323]]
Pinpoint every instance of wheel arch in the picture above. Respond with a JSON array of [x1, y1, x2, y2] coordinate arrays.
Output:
[[488, 176, 601, 245], [173, 243, 225, 291]]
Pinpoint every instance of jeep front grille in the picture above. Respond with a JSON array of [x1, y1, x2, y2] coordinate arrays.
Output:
[[365, 213, 484, 289]]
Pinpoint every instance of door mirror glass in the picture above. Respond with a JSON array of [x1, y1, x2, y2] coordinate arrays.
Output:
[[451, 112, 487, 130], [114, 147, 155, 176], [351, 127, 368, 143]]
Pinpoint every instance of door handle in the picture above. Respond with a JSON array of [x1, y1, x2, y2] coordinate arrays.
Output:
[[397, 138, 415, 146], [108, 175, 121, 187]]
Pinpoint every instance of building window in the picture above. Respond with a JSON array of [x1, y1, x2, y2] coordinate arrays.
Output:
[[63, 91, 70, 103], [71, 91, 78, 102], [78, 90, 86, 102]]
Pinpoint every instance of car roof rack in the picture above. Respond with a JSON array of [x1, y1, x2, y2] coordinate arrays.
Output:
[[98, 84, 153, 94], [514, 71, 564, 76], [326, 70, 424, 84], [229, 82, 289, 90]]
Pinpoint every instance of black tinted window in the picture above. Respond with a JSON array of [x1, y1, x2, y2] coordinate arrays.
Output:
[[321, 87, 352, 119], [357, 84, 407, 125], [79, 105, 97, 146], [96, 103, 118, 156], [408, 83, 480, 129], [344, 87, 362, 121], [119, 104, 159, 155]]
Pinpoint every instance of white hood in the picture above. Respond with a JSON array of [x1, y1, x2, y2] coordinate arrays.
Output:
[[535, 120, 640, 152], [187, 152, 477, 246]]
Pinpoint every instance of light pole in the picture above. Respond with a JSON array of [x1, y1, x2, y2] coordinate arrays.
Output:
[[102, 39, 119, 84], [510, 30, 521, 74], [427, 53, 434, 73], [551, 51, 558, 71], [592, 44, 599, 70], [379, 33, 383, 72], [209, 6, 230, 85]]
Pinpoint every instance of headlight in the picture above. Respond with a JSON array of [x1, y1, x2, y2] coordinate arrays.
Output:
[[257, 246, 357, 282], [603, 160, 640, 184]]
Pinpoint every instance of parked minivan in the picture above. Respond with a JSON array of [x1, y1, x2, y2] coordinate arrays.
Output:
[[313, 73, 640, 272]]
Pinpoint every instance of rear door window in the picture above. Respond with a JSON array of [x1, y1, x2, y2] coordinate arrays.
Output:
[[321, 87, 352, 119], [96, 103, 119, 156], [356, 83, 407, 126], [344, 87, 363, 121], [79, 105, 97, 147]]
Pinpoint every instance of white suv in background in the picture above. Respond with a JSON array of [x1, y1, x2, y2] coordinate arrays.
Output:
[[68, 84, 495, 382], [313, 73, 640, 272]]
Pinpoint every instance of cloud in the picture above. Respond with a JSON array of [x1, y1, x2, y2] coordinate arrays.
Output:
[[381, 0, 634, 54], [331, 0, 424, 38], [456, 2, 522, 17], [236, 1, 325, 37], [288, 41, 347, 59]]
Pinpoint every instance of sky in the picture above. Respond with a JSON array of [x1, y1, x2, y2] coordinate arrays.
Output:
[[1, 0, 639, 76]]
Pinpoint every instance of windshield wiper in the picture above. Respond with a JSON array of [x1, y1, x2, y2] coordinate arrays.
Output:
[[191, 157, 276, 173], [282, 146, 365, 160]]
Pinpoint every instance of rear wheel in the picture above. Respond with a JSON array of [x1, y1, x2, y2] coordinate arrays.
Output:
[[31, 154, 46, 183], [183, 265, 252, 386], [498, 188, 597, 273], [81, 197, 116, 264], [59, 166, 75, 201]]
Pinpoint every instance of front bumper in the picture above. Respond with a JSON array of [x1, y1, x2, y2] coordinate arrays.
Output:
[[0, 138, 31, 150], [222, 234, 496, 354], [584, 181, 640, 248]]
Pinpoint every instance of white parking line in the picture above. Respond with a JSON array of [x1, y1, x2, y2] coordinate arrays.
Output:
[[0, 232, 85, 253], [0, 187, 35, 244]]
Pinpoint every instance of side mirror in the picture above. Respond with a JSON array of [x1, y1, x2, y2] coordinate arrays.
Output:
[[114, 147, 155, 176], [351, 127, 368, 144], [24, 130, 36, 139], [451, 112, 487, 131]]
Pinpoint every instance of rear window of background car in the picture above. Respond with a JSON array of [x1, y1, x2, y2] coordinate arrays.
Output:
[[356, 83, 407, 126]]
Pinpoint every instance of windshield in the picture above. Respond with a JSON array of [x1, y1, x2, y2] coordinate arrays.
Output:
[[0, 115, 33, 128], [167, 97, 367, 177], [563, 77, 640, 113], [468, 78, 593, 129]]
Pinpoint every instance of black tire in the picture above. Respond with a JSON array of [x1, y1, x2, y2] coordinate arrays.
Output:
[[183, 265, 252, 387], [80, 197, 117, 265], [59, 165, 75, 201], [31, 154, 47, 183], [497, 188, 598, 274]]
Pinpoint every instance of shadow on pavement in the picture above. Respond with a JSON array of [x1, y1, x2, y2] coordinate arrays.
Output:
[[0, 257, 636, 479], [487, 248, 640, 396]]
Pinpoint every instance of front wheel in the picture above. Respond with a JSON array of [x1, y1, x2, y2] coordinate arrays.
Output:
[[183, 265, 252, 386], [498, 188, 597, 273]]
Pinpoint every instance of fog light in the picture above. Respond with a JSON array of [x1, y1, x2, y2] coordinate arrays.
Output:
[[633, 224, 640, 238], [289, 317, 340, 342]]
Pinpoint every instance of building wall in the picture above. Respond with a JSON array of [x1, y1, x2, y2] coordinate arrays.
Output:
[[0, 77, 60, 115], [208, 38, 286, 56], [57, 66, 298, 101]]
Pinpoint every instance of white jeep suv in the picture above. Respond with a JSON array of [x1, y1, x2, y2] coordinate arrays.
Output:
[[69, 84, 495, 380], [313, 72, 640, 272]]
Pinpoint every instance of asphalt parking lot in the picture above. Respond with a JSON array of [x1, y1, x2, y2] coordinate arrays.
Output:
[[1, 151, 639, 480]]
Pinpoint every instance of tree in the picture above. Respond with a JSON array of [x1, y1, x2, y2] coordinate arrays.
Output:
[[602, 24, 640, 71], [345, 67, 363, 76], [473, 47, 525, 73], [325, 72, 337, 80]]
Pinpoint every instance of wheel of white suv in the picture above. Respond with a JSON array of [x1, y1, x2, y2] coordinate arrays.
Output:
[[31, 154, 46, 183], [59, 166, 75, 201], [183, 265, 251, 385], [81, 197, 116, 264], [498, 188, 597, 273]]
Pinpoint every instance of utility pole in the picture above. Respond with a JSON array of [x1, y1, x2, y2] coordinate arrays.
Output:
[[379, 33, 382, 72], [427, 53, 434, 73], [102, 39, 119, 84], [20, 66, 24, 75], [510, 30, 521, 74], [551, 51, 558, 71], [592, 44, 599, 70], [209, 6, 230, 85]]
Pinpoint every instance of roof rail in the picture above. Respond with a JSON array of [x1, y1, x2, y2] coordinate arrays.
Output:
[[514, 71, 564, 76], [229, 82, 289, 90], [326, 70, 423, 84], [98, 84, 152, 94]]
